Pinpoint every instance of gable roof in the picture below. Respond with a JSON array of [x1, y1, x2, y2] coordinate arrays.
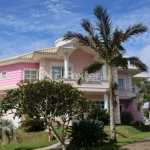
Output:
[[0, 47, 59, 63], [133, 73, 149, 79]]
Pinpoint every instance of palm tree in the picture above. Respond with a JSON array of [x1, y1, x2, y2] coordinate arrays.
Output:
[[0, 118, 16, 150], [63, 5, 148, 142], [135, 79, 150, 128]]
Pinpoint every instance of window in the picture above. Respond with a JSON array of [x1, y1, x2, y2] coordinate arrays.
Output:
[[51, 66, 71, 80], [118, 77, 124, 90], [120, 104, 123, 112], [94, 100, 104, 108], [1, 71, 7, 79], [24, 70, 38, 82]]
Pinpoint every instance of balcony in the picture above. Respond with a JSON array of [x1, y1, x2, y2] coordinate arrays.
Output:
[[53, 74, 109, 93], [118, 87, 136, 99]]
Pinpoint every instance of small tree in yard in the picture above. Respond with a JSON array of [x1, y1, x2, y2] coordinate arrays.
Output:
[[0, 79, 91, 150]]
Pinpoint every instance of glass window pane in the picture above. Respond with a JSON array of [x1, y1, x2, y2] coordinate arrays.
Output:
[[118, 78, 124, 89], [31, 71, 36, 75], [24, 70, 37, 81], [62, 67, 64, 77], [31, 79, 36, 83], [31, 75, 36, 79], [25, 79, 30, 82], [25, 70, 30, 74], [2, 72, 7, 78], [52, 67, 61, 79], [25, 75, 30, 79], [101, 101, 104, 105]]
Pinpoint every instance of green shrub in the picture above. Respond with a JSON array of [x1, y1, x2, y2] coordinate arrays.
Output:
[[121, 111, 133, 125], [87, 107, 110, 125], [20, 117, 45, 132], [68, 119, 108, 149], [144, 111, 149, 118]]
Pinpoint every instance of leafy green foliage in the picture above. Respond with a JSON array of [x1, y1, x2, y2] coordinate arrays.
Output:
[[144, 111, 149, 118], [0, 79, 91, 149], [20, 116, 45, 132], [121, 112, 133, 125], [87, 107, 109, 125], [0, 119, 14, 143], [68, 119, 108, 149], [134, 79, 150, 110]]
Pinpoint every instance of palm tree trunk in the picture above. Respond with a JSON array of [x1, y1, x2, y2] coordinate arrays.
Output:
[[148, 102, 150, 131], [108, 65, 117, 142]]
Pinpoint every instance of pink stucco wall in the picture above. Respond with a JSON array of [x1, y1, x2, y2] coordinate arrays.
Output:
[[0, 62, 39, 86], [69, 48, 94, 74], [118, 72, 130, 90], [44, 49, 94, 77], [85, 94, 104, 99], [120, 99, 141, 123]]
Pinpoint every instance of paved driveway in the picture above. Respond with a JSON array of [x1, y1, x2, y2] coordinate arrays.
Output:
[[119, 137, 150, 150]]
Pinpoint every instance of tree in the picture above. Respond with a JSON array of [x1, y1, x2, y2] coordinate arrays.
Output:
[[0, 79, 91, 150], [63, 5, 148, 142], [0, 119, 16, 150], [135, 79, 150, 128]]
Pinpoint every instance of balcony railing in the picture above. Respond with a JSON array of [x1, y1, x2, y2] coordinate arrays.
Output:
[[118, 87, 136, 93], [53, 74, 108, 82]]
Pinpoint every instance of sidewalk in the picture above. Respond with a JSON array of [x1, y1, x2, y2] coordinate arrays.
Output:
[[34, 140, 69, 150], [35, 138, 150, 150], [119, 137, 150, 150]]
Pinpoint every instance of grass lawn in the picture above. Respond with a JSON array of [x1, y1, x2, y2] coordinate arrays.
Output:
[[0, 124, 150, 150], [88, 124, 150, 150], [0, 127, 62, 150]]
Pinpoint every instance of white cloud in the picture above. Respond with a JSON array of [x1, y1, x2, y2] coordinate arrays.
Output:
[[112, 6, 150, 47], [50, 0, 59, 2], [46, 3, 70, 14]]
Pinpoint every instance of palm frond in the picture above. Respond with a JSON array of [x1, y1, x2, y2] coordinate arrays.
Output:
[[81, 19, 95, 36], [137, 98, 150, 110], [78, 61, 104, 85], [94, 5, 112, 40], [111, 28, 126, 55], [63, 31, 107, 60], [111, 55, 128, 69], [127, 56, 148, 72], [122, 23, 148, 42]]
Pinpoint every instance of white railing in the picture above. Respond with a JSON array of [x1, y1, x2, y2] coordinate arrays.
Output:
[[118, 87, 136, 93], [52, 74, 108, 82]]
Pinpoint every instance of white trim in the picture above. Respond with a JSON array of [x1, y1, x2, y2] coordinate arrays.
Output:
[[1, 71, 7, 79], [50, 62, 74, 79], [118, 75, 126, 90], [23, 68, 38, 81], [104, 93, 109, 111], [39, 58, 45, 80]]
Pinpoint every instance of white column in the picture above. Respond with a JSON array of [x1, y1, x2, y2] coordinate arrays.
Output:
[[102, 64, 107, 80], [140, 106, 144, 118], [114, 68, 121, 124], [129, 73, 132, 91], [64, 53, 69, 78], [39, 58, 45, 80], [104, 93, 109, 111]]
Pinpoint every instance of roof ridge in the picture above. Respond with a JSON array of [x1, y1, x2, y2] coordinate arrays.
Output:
[[0, 47, 59, 62], [34, 47, 58, 52]]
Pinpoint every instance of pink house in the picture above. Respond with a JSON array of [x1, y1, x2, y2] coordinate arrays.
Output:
[[0, 38, 148, 125]]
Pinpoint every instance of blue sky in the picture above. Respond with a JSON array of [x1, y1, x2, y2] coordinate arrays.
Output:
[[0, 0, 149, 107], [0, 0, 150, 68]]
